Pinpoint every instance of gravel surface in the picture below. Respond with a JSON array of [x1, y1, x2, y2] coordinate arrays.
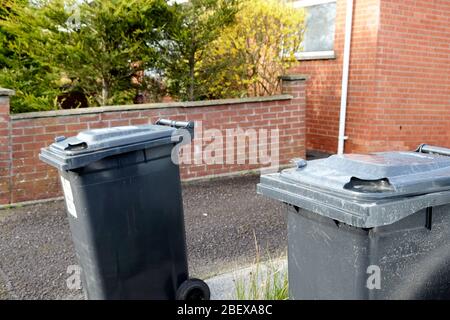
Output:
[[0, 175, 286, 300]]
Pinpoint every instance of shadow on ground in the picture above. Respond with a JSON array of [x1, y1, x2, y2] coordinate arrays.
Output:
[[0, 175, 286, 300]]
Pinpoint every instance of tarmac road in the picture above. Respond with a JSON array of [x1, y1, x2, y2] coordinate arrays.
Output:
[[0, 174, 287, 300]]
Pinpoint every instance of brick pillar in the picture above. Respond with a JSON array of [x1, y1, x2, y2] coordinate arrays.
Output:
[[281, 74, 307, 98], [280, 75, 307, 159], [0, 88, 14, 205]]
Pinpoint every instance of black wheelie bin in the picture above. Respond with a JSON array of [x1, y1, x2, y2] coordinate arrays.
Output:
[[39, 119, 209, 300], [258, 144, 450, 300]]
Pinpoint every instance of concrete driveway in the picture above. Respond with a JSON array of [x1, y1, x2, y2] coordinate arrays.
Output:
[[0, 175, 287, 300]]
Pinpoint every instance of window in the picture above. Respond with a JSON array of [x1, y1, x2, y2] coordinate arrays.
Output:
[[293, 0, 337, 60]]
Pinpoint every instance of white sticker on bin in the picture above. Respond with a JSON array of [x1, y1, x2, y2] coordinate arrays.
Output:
[[60, 176, 77, 219]]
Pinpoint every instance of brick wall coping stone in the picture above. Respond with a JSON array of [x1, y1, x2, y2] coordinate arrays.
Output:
[[0, 88, 15, 96], [11, 94, 294, 120], [278, 75, 309, 81]]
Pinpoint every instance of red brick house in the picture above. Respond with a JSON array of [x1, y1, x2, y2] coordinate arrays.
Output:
[[290, 0, 450, 154]]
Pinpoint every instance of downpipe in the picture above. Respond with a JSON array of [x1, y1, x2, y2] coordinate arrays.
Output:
[[337, 0, 354, 155]]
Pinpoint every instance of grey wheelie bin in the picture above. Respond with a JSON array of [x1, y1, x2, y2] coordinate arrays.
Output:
[[39, 119, 209, 300], [257, 144, 450, 300]]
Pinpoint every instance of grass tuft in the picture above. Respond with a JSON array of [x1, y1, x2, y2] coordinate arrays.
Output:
[[234, 233, 288, 300]]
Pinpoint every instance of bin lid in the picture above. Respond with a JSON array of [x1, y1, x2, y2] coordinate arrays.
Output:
[[281, 151, 450, 199], [257, 151, 450, 227], [39, 124, 178, 171]]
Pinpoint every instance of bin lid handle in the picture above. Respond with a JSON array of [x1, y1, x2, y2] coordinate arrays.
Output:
[[65, 142, 88, 151], [291, 158, 307, 169]]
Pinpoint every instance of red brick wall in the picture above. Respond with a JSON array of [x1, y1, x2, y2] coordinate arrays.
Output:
[[290, 0, 381, 154], [357, 0, 450, 153], [289, 0, 348, 153], [0, 93, 13, 204], [291, 0, 450, 154], [0, 78, 306, 205]]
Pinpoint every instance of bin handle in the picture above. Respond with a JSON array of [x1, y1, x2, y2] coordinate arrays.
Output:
[[156, 119, 195, 130], [417, 144, 450, 157]]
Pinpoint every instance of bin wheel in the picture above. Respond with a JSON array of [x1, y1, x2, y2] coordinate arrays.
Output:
[[176, 278, 210, 301]]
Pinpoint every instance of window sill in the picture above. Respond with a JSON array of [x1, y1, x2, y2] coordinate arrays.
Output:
[[296, 51, 336, 61]]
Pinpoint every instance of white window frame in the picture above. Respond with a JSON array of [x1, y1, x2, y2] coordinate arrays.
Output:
[[293, 0, 337, 61]]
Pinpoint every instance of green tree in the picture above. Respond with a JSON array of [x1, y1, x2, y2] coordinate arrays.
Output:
[[0, 0, 24, 68], [0, 3, 11, 68], [161, 0, 240, 101], [204, 0, 305, 98], [1, 0, 171, 108], [0, 62, 63, 113], [1, 0, 62, 113]]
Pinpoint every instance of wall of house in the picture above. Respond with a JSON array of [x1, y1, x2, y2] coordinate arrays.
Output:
[[0, 77, 306, 205], [354, 0, 450, 153], [290, 0, 381, 154], [291, 0, 450, 154]]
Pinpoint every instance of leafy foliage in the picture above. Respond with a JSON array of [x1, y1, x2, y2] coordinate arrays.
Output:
[[0, 63, 61, 113], [1, 0, 172, 111], [160, 0, 240, 101], [0, 0, 62, 112], [204, 0, 305, 98], [0, 0, 305, 113]]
